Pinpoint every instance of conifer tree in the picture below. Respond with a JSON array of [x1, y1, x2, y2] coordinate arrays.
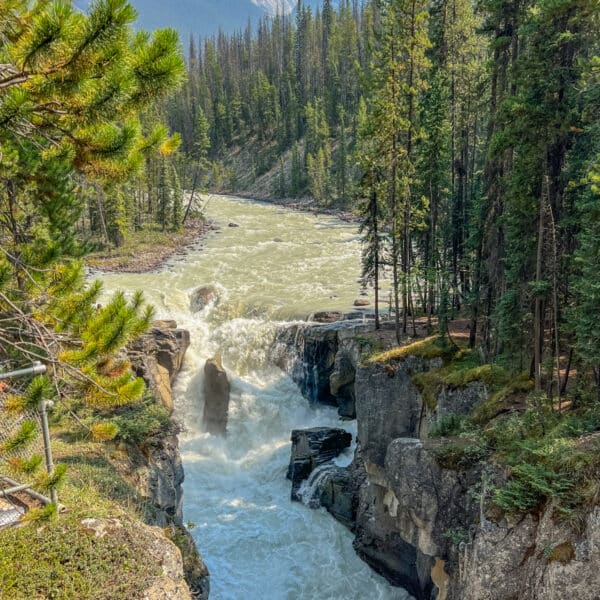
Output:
[[0, 0, 185, 432], [171, 166, 183, 230]]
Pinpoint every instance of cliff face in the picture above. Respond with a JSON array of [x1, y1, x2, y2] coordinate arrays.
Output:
[[277, 321, 600, 600], [271, 320, 371, 418], [127, 321, 210, 600]]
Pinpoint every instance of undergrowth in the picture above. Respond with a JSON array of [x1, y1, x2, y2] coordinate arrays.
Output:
[[0, 511, 160, 600], [0, 389, 180, 596], [420, 349, 600, 523]]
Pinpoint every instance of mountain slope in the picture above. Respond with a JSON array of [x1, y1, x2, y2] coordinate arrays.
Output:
[[75, 1, 323, 37]]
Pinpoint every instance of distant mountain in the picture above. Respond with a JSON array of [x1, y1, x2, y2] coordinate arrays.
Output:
[[74, 1, 323, 38]]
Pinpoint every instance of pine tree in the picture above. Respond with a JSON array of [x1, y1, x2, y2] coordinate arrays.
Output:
[[290, 143, 305, 196], [367, 0, 431, 341], [0, 0, 184, 429], [171, 166, 183, 231], [335, 106, 350, 205]]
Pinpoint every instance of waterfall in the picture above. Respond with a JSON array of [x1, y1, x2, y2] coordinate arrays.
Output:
[[297, 463, 339, 508], [99, 195, 412, 600]]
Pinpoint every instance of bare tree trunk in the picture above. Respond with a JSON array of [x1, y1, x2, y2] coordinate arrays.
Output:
[[533, 177, 548, 392], [371, 179, 380, 330]]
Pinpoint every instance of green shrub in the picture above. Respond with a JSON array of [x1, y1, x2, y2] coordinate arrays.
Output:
[[113, 399, 174, 445], [443, 527, 469, 547], [430, 414, 475, 437], [494, 462, 574, 513]]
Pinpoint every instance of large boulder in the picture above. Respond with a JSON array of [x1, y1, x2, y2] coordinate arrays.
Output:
[[202, 356, 230, 435], [287, 427, 352, 501], [190, 285, 218, 312]]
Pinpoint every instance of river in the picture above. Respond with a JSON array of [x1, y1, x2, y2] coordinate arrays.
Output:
[[100, 196, 409, 600]]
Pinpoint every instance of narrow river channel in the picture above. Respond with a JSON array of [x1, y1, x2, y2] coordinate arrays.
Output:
[[100, 195, 409, 600]]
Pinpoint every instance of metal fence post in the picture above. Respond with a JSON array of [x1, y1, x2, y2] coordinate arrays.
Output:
[[39, 398, 57, 505], [0, 361, 57, 504]]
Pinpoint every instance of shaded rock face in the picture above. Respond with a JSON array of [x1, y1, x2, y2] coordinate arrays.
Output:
[[316, 465, 356, 527], [454, 506, 600, 600], [128, 320, 190, 413], [287, 427, 352, 501], [355, 356, 442, 466], [286, 334, 600, 599], [190, 285, 218, 312], [272, 320, 371, 418], [350, 437, 480, 600], [127, 321, 209, 600], [203, 356, 231, 435]]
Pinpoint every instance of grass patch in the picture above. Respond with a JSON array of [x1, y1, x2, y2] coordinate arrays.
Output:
[[0, 511, 161, 600], [0, 391, 180, 595], [366, 335, 457, 365], [85, 220, 206, 272]]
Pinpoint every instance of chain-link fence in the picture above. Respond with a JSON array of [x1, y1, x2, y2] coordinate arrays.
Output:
[[0, 362, 54, 527]]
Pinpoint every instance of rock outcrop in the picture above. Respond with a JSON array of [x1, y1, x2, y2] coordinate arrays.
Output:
[[287, 427, 352, 501], [272, 320, 371, 418], [203, 355, 231, 435], [283, 321, 600, 600], [127, 320, 210, 600], [128, 320, 190, 413], [355, 356, 441, 465], [80, 517, 193, 600]]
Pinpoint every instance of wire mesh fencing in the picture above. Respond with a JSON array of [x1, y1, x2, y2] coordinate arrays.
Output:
[[0, 363, 54, 526]]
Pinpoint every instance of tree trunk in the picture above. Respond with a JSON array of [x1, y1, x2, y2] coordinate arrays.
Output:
[[533, 177, 548, 392]]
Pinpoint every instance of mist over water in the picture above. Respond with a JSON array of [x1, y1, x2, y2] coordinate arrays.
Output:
[[100, 196, 410, 600]]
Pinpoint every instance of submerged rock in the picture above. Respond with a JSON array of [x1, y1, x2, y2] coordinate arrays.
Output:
[[190, 285, 218, 312], [203, 355, 230, 436], [353, 299, 370, 307], [312, 310, 345, 323], [287, 427, 352, 501]]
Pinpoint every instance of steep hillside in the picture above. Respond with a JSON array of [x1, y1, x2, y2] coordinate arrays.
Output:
[[75, 0, 324, 36]]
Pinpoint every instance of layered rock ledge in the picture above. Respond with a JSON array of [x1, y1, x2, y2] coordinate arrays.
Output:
[[280, 318, 600, 600]]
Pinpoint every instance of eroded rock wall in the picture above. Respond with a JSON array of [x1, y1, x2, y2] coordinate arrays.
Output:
[[280, 319, 600, 599], [127, 321, 210, 599], [271, 319, 371, 418]]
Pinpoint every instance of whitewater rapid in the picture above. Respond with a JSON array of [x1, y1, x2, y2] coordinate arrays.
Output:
[[100, 196, 410, 600]]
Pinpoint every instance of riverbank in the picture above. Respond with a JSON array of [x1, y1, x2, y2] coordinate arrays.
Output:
[[224, 191, 358, 223], [0, 322, 208, 599], [86, 217, 214, 274]]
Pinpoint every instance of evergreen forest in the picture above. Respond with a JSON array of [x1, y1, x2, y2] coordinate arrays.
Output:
[[167, 0, 600, 400], [1, 0, 600, 597]]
